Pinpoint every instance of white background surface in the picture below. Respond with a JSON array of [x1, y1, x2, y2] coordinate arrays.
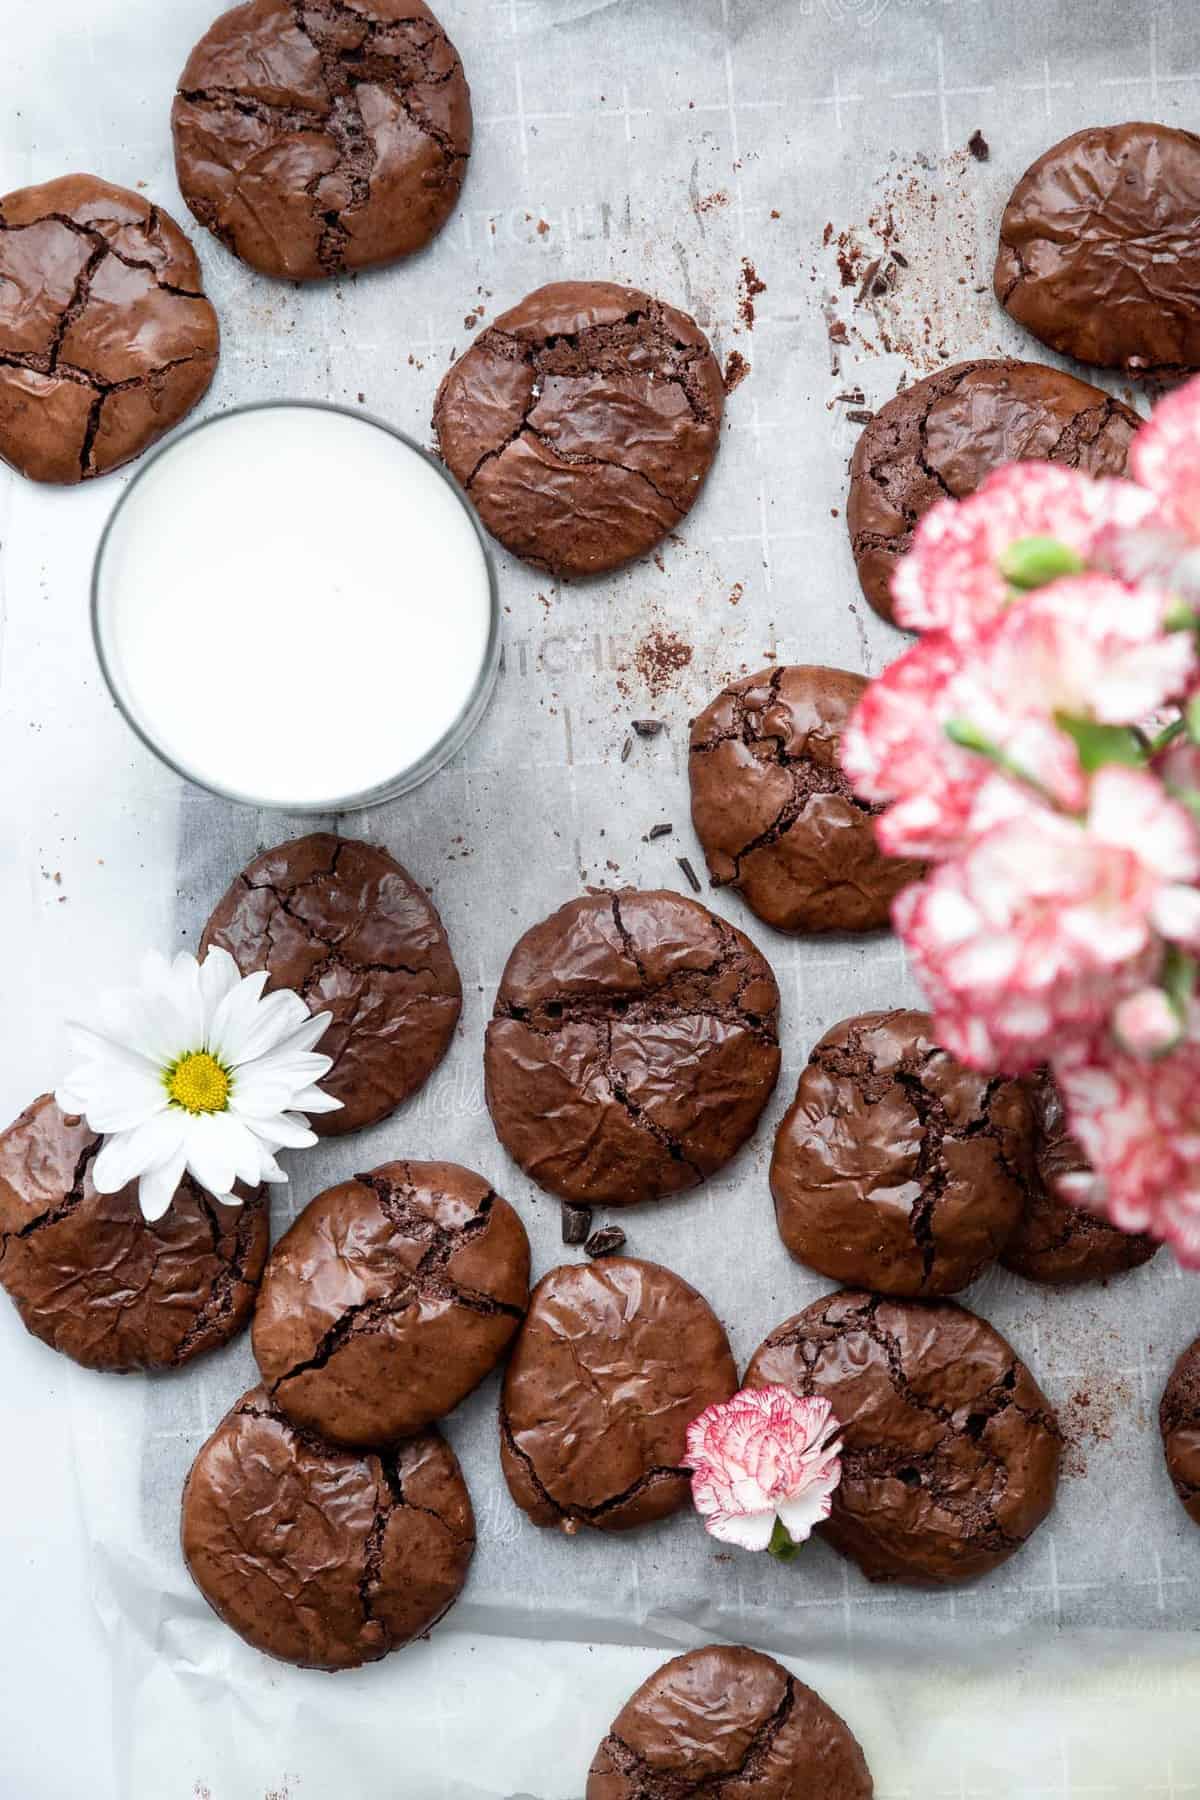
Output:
[[3, 0, 1200, 1795]]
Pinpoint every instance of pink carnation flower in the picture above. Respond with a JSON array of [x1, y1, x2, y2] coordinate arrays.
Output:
[[684, 1386, 842, 1553], [1054, 1042, 1200, 1266], [1113, 986, 1183, 1057], [1130, 374, 1200, 540], [892, 463, 1156, 642], [895, 766, 1200, 1072]]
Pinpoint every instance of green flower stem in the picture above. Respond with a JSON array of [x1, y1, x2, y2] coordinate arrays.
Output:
[[767, 1518, 802, 1563], [1148, 716, 1187, 756], [999, 536, 1085, 591]]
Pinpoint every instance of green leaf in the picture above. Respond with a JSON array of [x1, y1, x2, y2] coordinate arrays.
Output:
[[999, 536, 1086, 591], [1188, 693, 1200, 745], [1054, 715, 1146, 772], [1164, 945, 1198, 1020], [767, 1518, 802, 1563], [944, 718, 996, 756], [1164, 597, 1199, 633]]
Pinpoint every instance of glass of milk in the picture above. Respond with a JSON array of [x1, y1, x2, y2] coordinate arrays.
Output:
[[91, 401, 499, 811]]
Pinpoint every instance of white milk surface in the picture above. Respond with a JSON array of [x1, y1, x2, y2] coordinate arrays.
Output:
[[95, 404, 494, 808]]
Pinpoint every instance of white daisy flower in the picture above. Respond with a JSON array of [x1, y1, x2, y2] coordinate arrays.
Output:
[[55, 946, 342, 1222]]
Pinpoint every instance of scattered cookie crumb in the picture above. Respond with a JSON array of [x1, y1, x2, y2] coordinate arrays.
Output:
[[585, 1226, 627, 1259], [737, 258, 766, 329], [723, 349, 750, 392], [968, 129, 990, 162], [634, 630, 692, 698]]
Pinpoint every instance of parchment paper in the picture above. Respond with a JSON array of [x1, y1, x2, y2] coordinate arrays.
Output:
[[3, 0, 1200, 1794]]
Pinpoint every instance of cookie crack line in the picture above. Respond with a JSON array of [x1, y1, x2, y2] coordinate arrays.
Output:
[[0, 1136, 102, 1261], [602, 1676, 795, 1795], [501, 1406, 688, 1528], [599, 1015, 706, 1182], [171, 1192, 260, 1363], [0, 209, 206, 299]]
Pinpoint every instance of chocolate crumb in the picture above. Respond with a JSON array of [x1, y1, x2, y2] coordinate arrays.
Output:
[[633, 718, 664, 737], [562, 1203, 593, 1245], [891, 249, 909, 268], [723, 349, 751, 392], [845, 408, 875, 424], [835, 389, 866, 405], [737, 258, 767, 329], [968, 130, 990, 162], [649, 822, 673, 840], [585, 1226, 627, 1259], [634, 631, 692, 698], [621, 735, 633, 764], [677, 856, 702, 894]]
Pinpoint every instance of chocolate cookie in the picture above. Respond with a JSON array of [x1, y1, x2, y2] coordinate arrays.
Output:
[[500, 1257, 738, 1533], [201, 833, 461, 1136], [1000, 1070, 1159, 1285], [746, 1290, 1061, 1585], [484, 890, 780, 1207], [182, 1386, 473, 1668], [587, 1645, 874, 1799], [770, 1011, 1032, 1297], [995, 123, 1200, 375], [253, 1161, 529, 1446], [1161, 1338, 1200, 1527], [847, 360, 1140, 623], [0, 1095, 266, 1372], [173, 0, 471, 281], [433, 282, 724, 578], [689, 666, 921, 934], [0, 174, 218, 484]]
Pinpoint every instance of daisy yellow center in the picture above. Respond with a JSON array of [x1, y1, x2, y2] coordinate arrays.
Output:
[[165, 1051, 231, 1115]]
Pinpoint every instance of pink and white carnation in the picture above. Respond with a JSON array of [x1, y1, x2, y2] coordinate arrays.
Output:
[[683, 1386, 842, 1553], [1130, 374, 1200, 541], [891, 462, 1155, 642], [894, 767, 1200, 1072], [1054, 1039, 1200, 1266]]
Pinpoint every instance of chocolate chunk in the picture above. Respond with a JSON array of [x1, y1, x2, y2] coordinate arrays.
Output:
[[499, 1258, 736, 1533], [586, 1646, 873, 1797], [995, 123, 1200, 374], [0, 174, 218, 484], [201, 833, 462, 1136], [847, 359, 1140, 623], [0, 1094, 266, 1372], [172, 0, 471, 280], [584, 1225, 626, 1258], [968, 129, 990, 161], [252, 1162, 530, 1445], [182, 1388, 474, 1668], [746, 1290, 1061, 1584], [676, 855, 702, 893], [433, 282, 724, 578], [632, 718, 665, 737], [689, 664, 922, 933], [648, 821, 673, 840], [484, 890, 780, 1208], [561, 1202, 593, 1245], [771, 1010, 1034, 1296]]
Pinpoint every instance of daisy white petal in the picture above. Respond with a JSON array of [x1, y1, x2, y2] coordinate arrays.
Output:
[[138, 1150, 188, 1223], [261, 1009, 335, 1059], [237, 1111, 319, 1150], [289, 1083, 344, 1114], [94, 1113, 187, 1194], [206, 969, 271, 1064], [197, 945, 242, 1018]]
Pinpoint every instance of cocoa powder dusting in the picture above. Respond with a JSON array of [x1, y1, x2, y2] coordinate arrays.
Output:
[[634, 630, 693, 698]]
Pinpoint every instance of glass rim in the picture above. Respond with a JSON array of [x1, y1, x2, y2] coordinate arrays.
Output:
[[90, 397, 501, 813]]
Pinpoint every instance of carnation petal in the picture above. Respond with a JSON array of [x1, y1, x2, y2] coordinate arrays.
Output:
[[703, 1507, 777, 1552]]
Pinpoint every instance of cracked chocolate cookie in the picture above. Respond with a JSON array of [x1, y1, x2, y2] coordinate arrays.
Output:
[[1161, 1337, 1200, 1527], [182, 1385, 473, 1668], [500, 1257, 738, 1534], [770, 1011, 1033, 1298], [172, 0, 471, 281], [586, 1644, 874, 1799], [253, 1160, 529, 1445], [688, 666, 922, 935], [433, 281, 724, 578], [1000, 1070, 1159, 1286], [995, 123, 1200, 375], [746, 1290, 1061, 1585], [200, 833, 462, 1136], [484, 889, 780, 1207], [0, 1094, 266, 1372], [0, 174, 219, 484], [847, 360, 1140, 624]]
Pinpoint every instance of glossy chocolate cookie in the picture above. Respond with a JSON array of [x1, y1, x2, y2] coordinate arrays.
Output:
[[182, 1386, 473, 1668], [995, 123, 1200, 374], [201, 833, 461, 1135], [253, 1161, 529, 1445], [0, 1095, 266, 1372], [1000, 1070, 1159, 1285], [1161, 1338, 1200, 1527], [689, 665, 921, 934], [746, 1290, 1061, 1585], [770, 1011, 1033, 1297], [173, 0, 471, 280], [0, 174, 218, 484], [500, 1258, 738, 1534], [433, 281, 724, 577], [484, 889, 780, 1207], [847, 360, 1140, 623], [587, 1645, 874, 1798]]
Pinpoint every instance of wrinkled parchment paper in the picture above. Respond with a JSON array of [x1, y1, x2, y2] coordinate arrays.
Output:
[[3, 0, 1200, 1793]]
